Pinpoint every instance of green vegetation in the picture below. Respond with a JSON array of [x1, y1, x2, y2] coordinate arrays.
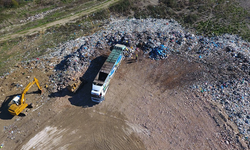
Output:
[[0, 0, 250, 75], [0, 0, 104, 35], [0, 7, 111, 75], [0, 0, 108, 75], [109, 0, 250, 40], [109, 0, 132, 15]]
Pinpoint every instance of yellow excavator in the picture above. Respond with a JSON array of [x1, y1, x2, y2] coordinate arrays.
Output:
[[8, 77, 42, 116]]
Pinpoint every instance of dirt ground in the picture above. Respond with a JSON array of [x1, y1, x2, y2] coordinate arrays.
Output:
[[0, 52, 247, 149]]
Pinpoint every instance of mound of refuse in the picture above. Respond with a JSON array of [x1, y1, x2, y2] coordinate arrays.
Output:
[[7, 18, 250, 143]]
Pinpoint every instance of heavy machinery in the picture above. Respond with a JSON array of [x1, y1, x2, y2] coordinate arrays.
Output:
[[67, 77, 86, 93], [8, 77, 42, 116]]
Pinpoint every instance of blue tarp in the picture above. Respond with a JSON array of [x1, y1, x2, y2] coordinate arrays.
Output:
[[149, 45, 168, 60]]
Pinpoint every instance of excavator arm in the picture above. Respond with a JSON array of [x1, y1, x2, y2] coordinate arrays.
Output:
[[8, 77, 42, 116], [20, 77, 42, 105]]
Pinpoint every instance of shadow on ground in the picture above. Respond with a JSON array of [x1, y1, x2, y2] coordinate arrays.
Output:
[[49, 55, 107, 107], [0, 91, 42, 120], [0, 95, 16, 120]]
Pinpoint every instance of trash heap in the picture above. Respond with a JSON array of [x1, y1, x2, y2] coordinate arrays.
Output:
[[44, 19, 188, 91], [47, 38, 97, 91], [196, 77, 250, 136], [3, 18, 250, 142]]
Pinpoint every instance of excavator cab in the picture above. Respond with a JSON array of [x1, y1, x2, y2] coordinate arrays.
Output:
[[8, 77, 42, 116], [12, 95, 21, 105]]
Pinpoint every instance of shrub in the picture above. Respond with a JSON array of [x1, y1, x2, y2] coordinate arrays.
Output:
[[184, 14, 197, 24], [0, 0, 19, 8], [160, 0, 177, 8], [109, 0, 132, 15], [11, 0, 18, 7]]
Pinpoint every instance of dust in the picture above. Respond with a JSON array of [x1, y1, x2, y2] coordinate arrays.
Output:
[[21, 126, 67, 150]]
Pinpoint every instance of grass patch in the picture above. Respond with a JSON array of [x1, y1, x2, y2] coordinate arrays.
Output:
[[109, 0, 133, 15], [115, 0, 250, 40], [0, 0, 105, 37], [0, 8, 110, 75]]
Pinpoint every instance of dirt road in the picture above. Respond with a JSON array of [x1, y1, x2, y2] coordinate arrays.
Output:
[[0, 53, 245, 149], [0, 0, 119, 43]]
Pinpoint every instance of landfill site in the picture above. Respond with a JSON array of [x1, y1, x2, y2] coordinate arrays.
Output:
[[0, 18, 250, 149]]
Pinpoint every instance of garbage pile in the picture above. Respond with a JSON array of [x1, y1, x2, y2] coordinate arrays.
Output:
[[52, 18, 250, 142], [148, 45, 169, 60], [47, 38, 96, 91], [195, 77, 250, 135], [3, 18, 250, 142]]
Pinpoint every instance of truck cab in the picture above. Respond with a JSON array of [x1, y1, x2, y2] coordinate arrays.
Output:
[[91, 74, 107, 102]]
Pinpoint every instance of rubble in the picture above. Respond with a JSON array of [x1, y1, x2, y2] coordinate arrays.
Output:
[[1, 18, 250, 142]]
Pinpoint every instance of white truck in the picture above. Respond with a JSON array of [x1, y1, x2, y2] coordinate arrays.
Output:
[[91, 44, 127, 103]]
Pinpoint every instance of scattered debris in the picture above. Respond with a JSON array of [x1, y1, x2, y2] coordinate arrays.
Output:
[[1, 18, 250, 142]]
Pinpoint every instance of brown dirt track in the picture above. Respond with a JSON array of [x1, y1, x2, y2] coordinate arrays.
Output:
[[0, 53, 247, 149]]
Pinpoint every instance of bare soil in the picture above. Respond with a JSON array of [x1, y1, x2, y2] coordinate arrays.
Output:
[[0, 51, 246, 149]]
